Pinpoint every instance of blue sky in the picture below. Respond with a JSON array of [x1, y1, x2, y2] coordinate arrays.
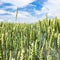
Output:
[[0, 0, 60, 23]]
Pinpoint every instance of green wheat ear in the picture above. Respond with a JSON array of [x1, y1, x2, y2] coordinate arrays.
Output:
[[16, 6, 18, 20]]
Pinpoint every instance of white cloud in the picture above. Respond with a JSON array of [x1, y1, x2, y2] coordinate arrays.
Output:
[[0, 9, 15, 15], [1, 0, 60, 23], [0, 9, 38, 23], [1, 0, 35, 7], [0, 19, 4, 21], [34, 0, 60, 18], [0, 10, 6, 14], [0, 0, 46, 23], [0, 15, 38, 23], [41, 0, 60, 18], [5, 5, 17, 9], [34, 7, 48, 15]]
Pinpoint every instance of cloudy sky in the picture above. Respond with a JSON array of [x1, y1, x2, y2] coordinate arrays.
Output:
[[0, 0, 60, 23]]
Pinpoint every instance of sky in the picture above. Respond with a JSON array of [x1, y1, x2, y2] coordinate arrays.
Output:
[[0, 0, 60, 23]]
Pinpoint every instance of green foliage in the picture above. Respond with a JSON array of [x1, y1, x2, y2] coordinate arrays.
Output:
[[0, 17, 60, 60]]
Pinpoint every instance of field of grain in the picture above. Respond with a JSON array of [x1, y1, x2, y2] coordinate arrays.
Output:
[[0, 17, 60, 60]]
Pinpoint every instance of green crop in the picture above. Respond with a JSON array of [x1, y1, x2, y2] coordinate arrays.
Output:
[[0, 17, 60, 60]]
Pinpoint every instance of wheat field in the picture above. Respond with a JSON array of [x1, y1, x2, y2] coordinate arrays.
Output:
[[0, 17, 60, 60]]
